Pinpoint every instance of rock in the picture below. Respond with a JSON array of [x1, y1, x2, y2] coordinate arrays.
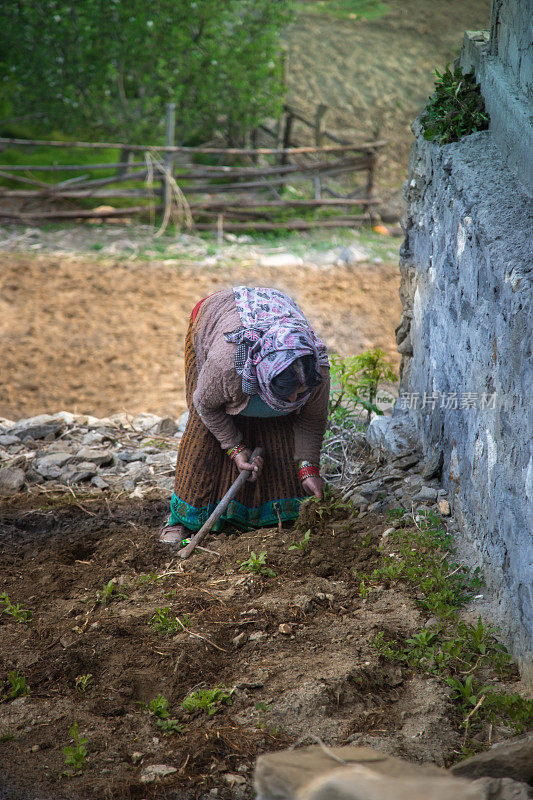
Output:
[[0, 467, 25, 495], [81, 431, 105, 445], [421, 449, 444, 479], [0, 417, 16, 430], [397, 331, 413, 356], [8, 414, 64, 441], [153, 416, 178, 436], [299, 765, 486, 800], [438, 499, 451, 516], [278, 623, 293, 635], [368, 501, 383, 512], [254, 746, 452, 800], [223, 773, 246, 787], [258, 253, 303, 268], [130, 752, 144, 764], [366, 414, 419, 457], [91, 476, 109, 489], [74, 447, 113, 466], [51, 411, 77, 426], [356, 481, 382, 500], [0, 434, 20, 446], [131, 412, 162, 432], [117, 449, 145, 462], [393, 454, 420, 470], [337, 245, 368, 265], [413, 486, 438, 503], [450, 734, 533, 785], [249, 631, 264, 642], [35, 452, 74, 478], [139, 764, 178, 783], [145, 452, 177, 469], [60, 462, 97, 484], [470, 776, 531, 799], [233, 632, 247, 648]]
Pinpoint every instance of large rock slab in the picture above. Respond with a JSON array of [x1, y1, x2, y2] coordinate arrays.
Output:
[[451, 735, 533, 785], [298, 765, 485, 800], [254, 745, 446, 800]]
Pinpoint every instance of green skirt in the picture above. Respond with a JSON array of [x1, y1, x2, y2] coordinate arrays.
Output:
[[169, 317, 305, 532]]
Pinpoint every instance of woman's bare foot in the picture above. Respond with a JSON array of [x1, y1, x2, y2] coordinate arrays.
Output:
[[158, 523, 187, 545]]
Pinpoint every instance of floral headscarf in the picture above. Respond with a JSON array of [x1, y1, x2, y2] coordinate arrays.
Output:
[[224, 286, 329, 413]]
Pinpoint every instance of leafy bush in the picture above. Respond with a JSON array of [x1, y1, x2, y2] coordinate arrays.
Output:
[[421, 65, 489, 146], [328, 349, 397, 427]]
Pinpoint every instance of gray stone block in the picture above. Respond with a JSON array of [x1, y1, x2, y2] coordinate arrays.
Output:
[[8, 414, 64, 441]]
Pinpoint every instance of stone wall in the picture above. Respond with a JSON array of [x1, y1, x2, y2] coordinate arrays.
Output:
[[392, 0, 533, 679], [490, 0, 533, 97]]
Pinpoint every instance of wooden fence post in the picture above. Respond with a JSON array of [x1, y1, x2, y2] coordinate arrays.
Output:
[[162, 102, 176, 214]]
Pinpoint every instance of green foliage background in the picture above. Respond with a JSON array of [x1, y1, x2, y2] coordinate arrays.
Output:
[[0, 0, 291, 144]]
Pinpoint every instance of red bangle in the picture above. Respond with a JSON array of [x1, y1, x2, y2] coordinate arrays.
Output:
[[227, 443, 246, 460], [298, 464, 320, 482]]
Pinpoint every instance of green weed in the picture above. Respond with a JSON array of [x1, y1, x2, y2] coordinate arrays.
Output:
[[181, 687, 233, 716], [75, 674, 93, 693], [148, 694, 183, 735], [238, 551, 277, 578], [62, 723, 88, 775], [0, 593, 32, 623], [149, 607, 180, 635], [4, 670, 30, 700], [421, 64, 489, 145], [95, 580, 126, 606], [289, 530, 311, 552]]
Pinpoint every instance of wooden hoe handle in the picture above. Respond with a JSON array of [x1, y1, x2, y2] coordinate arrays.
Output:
[[177, 447, 263, 559]]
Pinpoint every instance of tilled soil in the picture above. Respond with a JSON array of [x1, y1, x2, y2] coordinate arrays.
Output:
[[285, 0, 491, 194], [0, 492, 522, 800], [0, 251, 401, 422]]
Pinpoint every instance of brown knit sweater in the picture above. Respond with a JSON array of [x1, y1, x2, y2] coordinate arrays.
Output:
[[191, 289, 330, 463]]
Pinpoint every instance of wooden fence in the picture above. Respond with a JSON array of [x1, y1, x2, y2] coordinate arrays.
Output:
[[0, 106, 386, 232]]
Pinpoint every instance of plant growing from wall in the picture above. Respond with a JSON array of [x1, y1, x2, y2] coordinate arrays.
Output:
[[421, 64, 489, 145]]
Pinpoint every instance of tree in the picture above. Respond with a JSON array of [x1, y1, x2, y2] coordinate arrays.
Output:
[[0, 0, 291, 144]]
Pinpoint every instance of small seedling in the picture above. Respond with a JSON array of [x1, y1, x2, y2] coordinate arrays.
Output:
[[62, 723, 88, 775], [5, 670, 30, 700], [148, 694, 183, 735], [181, 687, 233, 716], [238, 551, 277, 578], [0, 593, 32, 623], [149, 607, 181, 635], [95, 580, 125, 606], [359, 580, 369, 599], [289, 530, 310, 552], [75, 674, 93, 693]]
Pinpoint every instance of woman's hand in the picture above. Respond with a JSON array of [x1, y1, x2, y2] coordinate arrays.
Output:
[[302, 475, 325, 499], [234, 448, 264, 482]]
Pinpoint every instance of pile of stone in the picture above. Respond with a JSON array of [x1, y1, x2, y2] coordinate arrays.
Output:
[[254, 737, 533, 800], [0, 411, 188, 498], [0, 409, 453, 522]]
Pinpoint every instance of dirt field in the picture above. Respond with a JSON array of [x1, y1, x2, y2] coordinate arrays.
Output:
[[1, 489, 525, 800], [0, 246, 401, 422], [286, 0, 491, 195]]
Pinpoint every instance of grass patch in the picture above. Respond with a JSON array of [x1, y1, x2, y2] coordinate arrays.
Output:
[[356, 509, 483, 616], [370, 509, 531, 757]]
